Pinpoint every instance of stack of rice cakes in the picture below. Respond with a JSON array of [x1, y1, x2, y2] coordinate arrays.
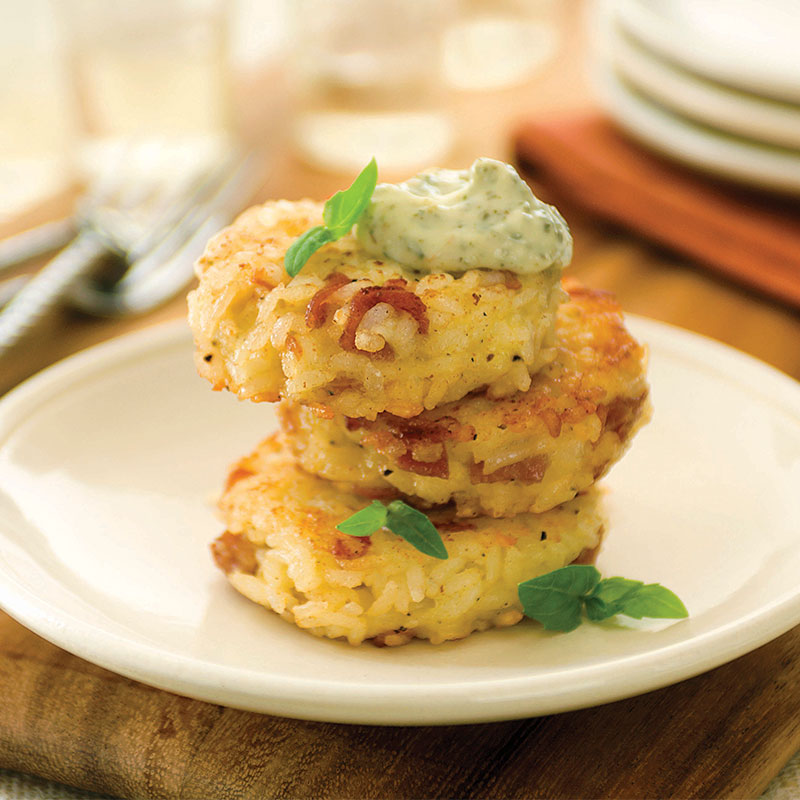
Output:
[[189, 200, 651, 646]]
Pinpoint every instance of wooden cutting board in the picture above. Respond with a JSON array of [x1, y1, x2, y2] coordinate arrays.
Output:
[[1, 610, 799, 800]]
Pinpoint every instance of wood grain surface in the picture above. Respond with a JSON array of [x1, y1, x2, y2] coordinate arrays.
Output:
[[2, 3, 800, 797], [2, 612, 800, 800]]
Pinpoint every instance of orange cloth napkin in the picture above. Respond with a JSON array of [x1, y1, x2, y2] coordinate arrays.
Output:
[[514, 115, 800, 308]]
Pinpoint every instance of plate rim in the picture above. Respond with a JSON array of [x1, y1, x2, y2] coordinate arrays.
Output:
[[1, 317, 800, 725]]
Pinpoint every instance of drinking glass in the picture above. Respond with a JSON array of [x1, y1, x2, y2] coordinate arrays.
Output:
[[290, 0, 455, 175], [60, 0, 235, 179]]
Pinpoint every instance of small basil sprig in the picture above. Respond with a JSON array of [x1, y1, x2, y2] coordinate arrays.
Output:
[[336, 499, 448, 560], [518, 565, 687, 633], [284, 157, 378, 277]]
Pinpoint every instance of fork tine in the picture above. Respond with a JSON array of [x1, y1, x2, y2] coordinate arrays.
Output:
[[125, 150, 232, 261], [0, 275, 29, 309], [0, 218, 76, 276], [66, 214, 218, 317], [117, 150, 261, 287], [1, 142, 139, 277], [67, 151, 264, 317], [0, 142, 260, 344]]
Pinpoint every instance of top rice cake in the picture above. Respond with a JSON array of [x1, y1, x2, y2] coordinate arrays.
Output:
[[188, 200, 564, 420]]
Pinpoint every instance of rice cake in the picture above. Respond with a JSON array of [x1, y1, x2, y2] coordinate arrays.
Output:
[[188, 200, 564, 420], [279, 281, 650, 517], [212, 435, 605, 646]]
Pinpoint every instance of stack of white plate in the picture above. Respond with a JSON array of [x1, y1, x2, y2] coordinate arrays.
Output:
[[590, 0, 800, 193]]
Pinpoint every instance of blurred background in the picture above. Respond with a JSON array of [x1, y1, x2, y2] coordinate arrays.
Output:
[[1, 0, 799, 388], [2, 0, 576, 204]]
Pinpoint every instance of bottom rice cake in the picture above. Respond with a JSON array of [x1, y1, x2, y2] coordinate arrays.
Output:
[[212, 435, 606, 646]]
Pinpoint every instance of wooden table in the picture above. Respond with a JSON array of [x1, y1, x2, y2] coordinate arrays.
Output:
[[2, 6, 800, 797]]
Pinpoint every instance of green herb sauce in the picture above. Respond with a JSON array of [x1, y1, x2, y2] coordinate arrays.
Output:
[[356, 157, 572, 275]]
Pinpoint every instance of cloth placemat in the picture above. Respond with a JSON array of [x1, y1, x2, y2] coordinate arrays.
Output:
[[514, 115, 800, 308]]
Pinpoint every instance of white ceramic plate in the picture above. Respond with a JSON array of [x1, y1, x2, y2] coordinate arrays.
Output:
[[614, 0, 800, 104], [596, 2, 800, 150], [591, 63, 800, 194], [1, 320, 799, 725]]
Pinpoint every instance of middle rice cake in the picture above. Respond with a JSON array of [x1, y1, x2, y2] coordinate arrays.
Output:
[[279, 280, 651, 518]]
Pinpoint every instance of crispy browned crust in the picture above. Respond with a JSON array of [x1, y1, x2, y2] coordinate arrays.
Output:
[[279, 281, 651, 516]]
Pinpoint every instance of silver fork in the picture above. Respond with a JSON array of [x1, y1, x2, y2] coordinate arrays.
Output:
[[0, 143, 260, 355], [67, 151, 261, 317]]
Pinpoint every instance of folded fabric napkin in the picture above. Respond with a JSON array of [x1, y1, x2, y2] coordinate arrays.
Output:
[[514, 115, 800, 308]]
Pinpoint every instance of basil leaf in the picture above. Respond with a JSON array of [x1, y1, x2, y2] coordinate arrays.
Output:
[[284, 225, 335, 278], [520, 565, 688, 633], [284, 159, 378, 277], [520, 587, 583, 632], [584, 595, 612, 622], [586, 576, 644, 620], [336, 499, 448, 559], [518, 565, 601, 632], [618, 583, 689, 620], [386, 500, 448, 560], [323, 157, 378, 236], [336, 500, 387, 537]]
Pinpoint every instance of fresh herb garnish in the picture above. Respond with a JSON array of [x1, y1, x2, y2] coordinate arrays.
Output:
[[336, 500, 387, 537], [336, 499, 448, 560], [382, 501, 449, 560], [285, 157, 378, 277], [518, 565, 687, 633], [284, 226, 335, 278]]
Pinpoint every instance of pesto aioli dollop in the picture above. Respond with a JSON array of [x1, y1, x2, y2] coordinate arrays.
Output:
[[356, 158, 572, 275]]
